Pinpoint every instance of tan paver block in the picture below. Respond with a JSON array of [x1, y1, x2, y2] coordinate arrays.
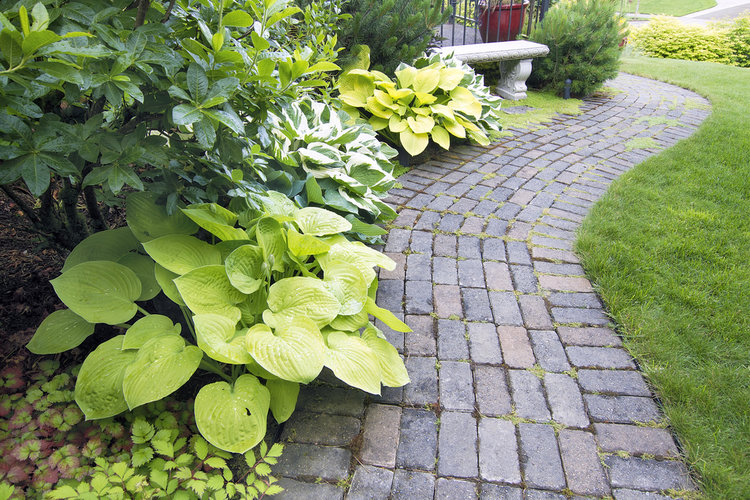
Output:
[[497, 326, 535, 368], [538, 275, 593, 292]]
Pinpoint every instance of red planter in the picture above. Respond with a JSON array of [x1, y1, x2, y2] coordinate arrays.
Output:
[[477, 1, 529, 43]]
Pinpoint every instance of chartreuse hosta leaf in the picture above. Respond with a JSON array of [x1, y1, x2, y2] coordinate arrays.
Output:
[[122, 315, 181, 350], [62, 227, 139, 272], [294, 207, 352, 236], [142, 235, 221, 275], [255, 217, 285, 273], [330, 308, 369, 331], [27, 309, 94, 354], [438, 67, 466, 91], [75, 336, 137, 419], [195, 374, 270, 453], [126, 192, 198, 242], [324, 262, 368, 316], [194, 313, 253, 364], [181, 203, 249, 241], [286, 228, 330, 257], [266, 379, 299, 424], [265, 277, 340, 328], [449, 86, 482, 119], [431, 125, 451, 150], [366, 298, 411, 333], [323, 330, 382, 394], [245, 318, 326, 383], [224, 245, 265, 294], [320, 236, 396, 285], [362, 325, 410, 387], [123, 334, 202, 409], [338, 69, 375, 107], [51, 261, 141, 325], [399, 128, 429, 156], [118, 253, 160, 302], [154, 264, 186, 306], [174, 265, 244, 321]]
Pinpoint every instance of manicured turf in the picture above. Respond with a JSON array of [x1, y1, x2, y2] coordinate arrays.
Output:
[[576, 56, 750, 498], [619, 0, 716, 16]]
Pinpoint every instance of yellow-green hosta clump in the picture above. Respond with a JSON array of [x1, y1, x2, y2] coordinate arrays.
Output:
[[338, 56, 503, 156]]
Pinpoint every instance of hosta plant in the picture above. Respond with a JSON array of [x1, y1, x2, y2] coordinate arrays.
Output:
[[337, 53, 503, 156], [26, 191, 410, 454], [258, 97, 398, 225]]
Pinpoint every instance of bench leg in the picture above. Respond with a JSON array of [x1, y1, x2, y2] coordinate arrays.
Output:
[[496, 58, 533, 100]]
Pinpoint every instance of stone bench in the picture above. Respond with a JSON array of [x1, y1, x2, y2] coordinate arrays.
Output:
[[436, 40, 549, 100]]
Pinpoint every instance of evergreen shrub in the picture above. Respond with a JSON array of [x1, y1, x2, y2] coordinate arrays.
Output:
[[336, 0, 449, 74], [528, 0, 627, 97]]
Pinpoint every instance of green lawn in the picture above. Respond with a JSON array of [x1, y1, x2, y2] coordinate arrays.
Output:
[[576, 56, 750, 497], [619, 0, 716, 16]]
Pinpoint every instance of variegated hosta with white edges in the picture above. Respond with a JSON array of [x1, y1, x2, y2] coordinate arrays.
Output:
[[337, 52, 504, 156], [27, 191, 410, 453]]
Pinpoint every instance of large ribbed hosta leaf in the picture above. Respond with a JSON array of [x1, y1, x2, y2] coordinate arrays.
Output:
[[194, 375, 270, 453], [329, 308, 369, 332], [118, 253, 160, 302], [255, 217, 285, 272], [245, 319, 326, 383], [323, 330, 382, 394], [181, 203, 249, 241], [323, 262, 368, 316], [294, 207, 352, 236], [366, 298, 411, 333], [265, 277, 340, 328], [142, 235, 221, 275], [51, 261, 141, 325], [122, 315, 181, 350], [154, 264, 185, 306], [194, 313, 252, 364], [75, 336, 136, 419], [224, 245, 264, 294], [126, 192, 197, 242], [286, 228, 330, 257], [122, 335, 202, 409], [266, 379, 299, 424], [62, 227, 139, 272], [27, 309, 94, 354], [174, 265, 244, 321], [362, 325, 410, 387]]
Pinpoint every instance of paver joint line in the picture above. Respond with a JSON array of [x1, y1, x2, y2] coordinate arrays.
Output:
[[276, 73, 710, 498]]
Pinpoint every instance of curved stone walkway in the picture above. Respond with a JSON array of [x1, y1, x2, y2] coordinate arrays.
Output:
[[274, 74, 711, 499]]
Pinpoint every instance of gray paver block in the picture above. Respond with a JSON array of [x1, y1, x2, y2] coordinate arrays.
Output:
[[276, 478, 344, 500], [478, 418, 521, 484], [558, 429, 611, 496], [567, 346, 635, 369], [544, 373, 589, 428], [524, 490, 567, 500], [594, 423, 679, 458], [482, 237, 507, 262], [578, 369, 651, 396], [557, 326, 622, 347], [385, 229, 410, 253], [551, 306, 609, 325], [376, 315, 405, 353], [480, 484, 523, 500], [612, 489, 674, 500], [435, 478, 478, 500], [433, 256, 458, 285], [506, 241, 532, 265], [458, 236, 482, 259], [376, 279, 404, 313], [397, 408, 438, 470], [403, 356, 438, 405], [463, 287, 494, 322], [510, 264, 538, 293], [406, 253, 431, 281], [297, 386, 365, 417], [379, 253, 405, 280], [360, 404, 402, 468], [434, 233, 457, 256], [459, 259, 487, 288], [405, 281, 433, 315], [404, 315, 436, 356], [508, 370, 550, 421], [274, 443, 351, 481], [529, 330, 571, 372], [391, 469, 435, 500], [518, 423, 566, 490], [347, 465, 393, 500], [497, 326, 536, 368], [489, 291, 523, 325], [439, 360, 475, 411], [438, 411, 479, 478], [474, 365, 512, 416], [519, 295, 553, 329], [605, 456, 694, 491], [437, 319, 469, 360], [468, 322, 503, 364], [410, 231, 433, 254], [280, 412, 360, 446], [584, 395, 662, 424]]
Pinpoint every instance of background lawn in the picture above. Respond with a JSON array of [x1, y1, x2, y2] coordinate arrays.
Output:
[[576, 56, 750, 498], [619, 0, 716, 16]]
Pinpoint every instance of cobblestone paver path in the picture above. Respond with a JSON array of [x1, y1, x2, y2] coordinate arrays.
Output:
[[274, 74, 711, 499]]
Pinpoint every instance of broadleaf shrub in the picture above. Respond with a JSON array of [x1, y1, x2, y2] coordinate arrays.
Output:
[[528, 0, 628, 97], [630, 16, 750, 68], [336, 0, 449, 74]]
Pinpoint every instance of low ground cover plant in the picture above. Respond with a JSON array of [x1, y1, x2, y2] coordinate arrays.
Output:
[[630, 16, 750, 67], [528, 0, 628, 97], [338, 52, 503, 156]]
